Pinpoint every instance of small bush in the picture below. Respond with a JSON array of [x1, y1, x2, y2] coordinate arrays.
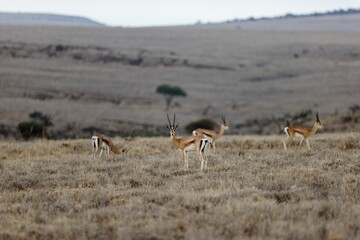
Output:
[[341, 116, 353, 123], [185, 118, 217, 134], [17, 111, 53, 140], [0, 124, 12, 138], [17, 121, 44, 140]]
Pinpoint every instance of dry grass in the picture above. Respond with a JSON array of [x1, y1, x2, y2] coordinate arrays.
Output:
[[0, 133, 360, 239]]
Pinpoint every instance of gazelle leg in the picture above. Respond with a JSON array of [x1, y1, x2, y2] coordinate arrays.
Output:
[[94, 148, 100, 157], [182, 150, 189, 169], [185, 153, 189, 169], [200, 158, 204, 172], [92, 146, 97, 157], [203, 151, 208, 169], [283, 139, 287, 152], [181, 151, 185, 168], [283, 138, 289, 152], [92, 139, 98, 157], [298, 137, 304, 149], [200, 139, 209, 169], [197, 151, 204, 172], [195, 141, 205, 172], [306, 139, 311, 150]]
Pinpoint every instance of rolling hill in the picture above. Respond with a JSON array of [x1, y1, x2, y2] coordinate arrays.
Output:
[[0, 10, 359, 139], [0, 12, 104, 27]]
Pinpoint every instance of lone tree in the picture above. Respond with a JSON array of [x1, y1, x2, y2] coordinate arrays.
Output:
[[156, 84, 187, 110], [17, 111, 53, 140]]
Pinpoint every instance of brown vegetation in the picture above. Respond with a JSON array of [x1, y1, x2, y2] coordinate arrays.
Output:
[[1, 133, 359, 239]]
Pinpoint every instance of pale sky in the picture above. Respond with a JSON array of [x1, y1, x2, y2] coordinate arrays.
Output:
[[1, 0, 360, 27]]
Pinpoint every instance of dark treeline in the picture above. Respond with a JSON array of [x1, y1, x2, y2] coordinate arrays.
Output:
[[226, 8, 360, 23]]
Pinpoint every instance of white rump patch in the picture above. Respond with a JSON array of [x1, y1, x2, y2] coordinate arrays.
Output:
[[284, 127, 289, 137], [92, 136, 99, 148]]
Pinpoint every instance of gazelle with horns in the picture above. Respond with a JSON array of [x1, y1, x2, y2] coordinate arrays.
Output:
[[92, 133, 121, 157], [192, 116, 229, 149], [165, 114, 211, 171], [283, 112, 324, 152]]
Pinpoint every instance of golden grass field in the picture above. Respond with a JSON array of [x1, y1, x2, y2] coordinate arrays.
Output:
[[1, 133, 359, 239]]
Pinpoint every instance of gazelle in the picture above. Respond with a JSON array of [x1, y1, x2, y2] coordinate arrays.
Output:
[[92, 133, 120, 157], [165, 114, 211, 171], [192, 116, 229, 149], [283, 112, 324, 152]]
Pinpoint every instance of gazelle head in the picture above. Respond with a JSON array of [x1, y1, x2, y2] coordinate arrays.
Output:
[[220, 116, 229, 130], [315, 112, 324, 129], [165, 114, 179, 138]]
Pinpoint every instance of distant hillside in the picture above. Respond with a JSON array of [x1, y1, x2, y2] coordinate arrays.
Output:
[[192, 8, 360, 32], [0, 12, 104, 27], [227, 8, 360, 23]]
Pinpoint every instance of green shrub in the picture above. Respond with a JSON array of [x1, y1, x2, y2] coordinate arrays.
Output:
[[17, 121, 44, 140], [17, 111, 53, 140], [185, 118, 217, 134]]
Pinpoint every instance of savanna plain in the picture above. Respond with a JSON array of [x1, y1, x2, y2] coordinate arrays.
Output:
[[1, 133, 360, 239], [1, 24, 360, 137]]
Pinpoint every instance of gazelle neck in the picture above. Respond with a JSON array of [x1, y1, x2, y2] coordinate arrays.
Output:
[[214, 125, 226, 140], [310, 122, 320, 135], [170, 133, 181, 147]]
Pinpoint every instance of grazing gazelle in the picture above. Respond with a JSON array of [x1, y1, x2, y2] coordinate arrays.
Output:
[[283, 112, 324, 152], [192, 116, 229, 149], [166, 114, 211, 171], [92, 133, 120, 157]]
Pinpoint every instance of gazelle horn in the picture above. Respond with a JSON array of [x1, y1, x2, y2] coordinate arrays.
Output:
[[167, 114, 172, 127], [316, 112, 321, 123]]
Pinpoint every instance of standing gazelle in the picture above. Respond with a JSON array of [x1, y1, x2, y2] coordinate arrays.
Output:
[[283, 112, 324, 152], [166, 114, 211, 171], [92, 133, 120, 157], [192, 116, 229, 149]]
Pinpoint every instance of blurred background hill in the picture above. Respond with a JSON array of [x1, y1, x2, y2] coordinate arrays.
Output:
[[0, 8, 359, 139], [0, 12, 104, 26], [192, 8, 360, 32]]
